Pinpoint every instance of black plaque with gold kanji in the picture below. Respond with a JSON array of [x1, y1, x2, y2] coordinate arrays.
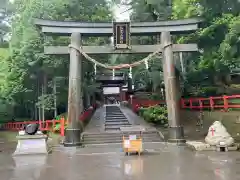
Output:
[[113, 22, 130, 49]]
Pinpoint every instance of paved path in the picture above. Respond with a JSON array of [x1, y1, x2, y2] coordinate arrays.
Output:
[[120, 106, 157, 131], [84, 107, 106, 133], [1, 143, 240, 180]]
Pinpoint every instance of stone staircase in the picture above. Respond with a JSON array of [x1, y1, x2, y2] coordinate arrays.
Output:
[[104, 106, 131, 131], [82, 105, 163, 145], [82, 131, 163, 145]]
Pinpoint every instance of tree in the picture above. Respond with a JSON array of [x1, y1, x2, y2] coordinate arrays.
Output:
[[172, 0, 240, 96], [0, 0, 112, 121]]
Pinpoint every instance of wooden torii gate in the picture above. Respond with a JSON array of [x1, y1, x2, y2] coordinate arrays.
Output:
[[35, 18, 201, 146]]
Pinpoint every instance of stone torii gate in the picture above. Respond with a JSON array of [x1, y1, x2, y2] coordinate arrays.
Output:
[[35, 18, 201, 146]]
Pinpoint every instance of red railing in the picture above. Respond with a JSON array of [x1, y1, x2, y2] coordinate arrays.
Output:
[[2, 106, 96, 136], [130, 94, 240, 111], [1, 118, 65, 136], [181, 95, 240, 111]]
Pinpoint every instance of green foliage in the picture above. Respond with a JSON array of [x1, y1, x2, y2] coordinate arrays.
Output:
[[53, 122, 68, 133], [0, 0, 240, 122], [171, 0, 240, 97], [139, 105, 168, 126], [0, 0, 112, 122]]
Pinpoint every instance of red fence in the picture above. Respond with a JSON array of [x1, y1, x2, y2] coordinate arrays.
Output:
[[1, 106, 96, 136], [181, 95, 240, 111], [1, 118, 65, 136], [130, 94, 240, 111]]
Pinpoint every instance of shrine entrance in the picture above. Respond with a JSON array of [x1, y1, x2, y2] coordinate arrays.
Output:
[[96, 71, 126, 105], [35, 18, 201, 146]]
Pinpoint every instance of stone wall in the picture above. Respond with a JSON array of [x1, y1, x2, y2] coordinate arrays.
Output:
[[181, 110, 240, 141]]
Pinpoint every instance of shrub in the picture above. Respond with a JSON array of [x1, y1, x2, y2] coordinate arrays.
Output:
[[52, 107, 95, 133], [140, 105, 168, 126], [53, 122, 68, 133]]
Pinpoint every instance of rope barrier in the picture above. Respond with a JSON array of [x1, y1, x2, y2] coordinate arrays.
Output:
[[68, 44, 168, 70]]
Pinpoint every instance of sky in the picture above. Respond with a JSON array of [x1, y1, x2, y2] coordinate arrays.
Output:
[[112, 3, 131, 21], [8, 0, 131, 21]]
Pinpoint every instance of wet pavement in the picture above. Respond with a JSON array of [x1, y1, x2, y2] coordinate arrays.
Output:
[[1, 142, 240, 180]]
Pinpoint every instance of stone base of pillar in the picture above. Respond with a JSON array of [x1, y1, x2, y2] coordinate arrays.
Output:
[[168, 126, 186, 144], [63, 128, 82, 147]]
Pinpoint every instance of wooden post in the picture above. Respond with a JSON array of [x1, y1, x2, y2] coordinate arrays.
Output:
[[161, 32, 185, 143], [223, 95, 228, 111], [210, 97, 214, 111], [199, 99, 203, 110], [63, 33, 82, 146], [60, 117, 65, 136]]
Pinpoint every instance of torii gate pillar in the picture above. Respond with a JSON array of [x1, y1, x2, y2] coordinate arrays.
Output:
[[64, 33, 83, 147], [161, 32, 185, 143]]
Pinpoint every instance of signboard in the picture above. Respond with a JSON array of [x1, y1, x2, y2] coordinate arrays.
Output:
[[113, 22, 130, 49], [103, 87, 120, 95]]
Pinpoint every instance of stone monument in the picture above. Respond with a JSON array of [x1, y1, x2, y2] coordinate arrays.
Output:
[[13, 124, 48, 155], [186, 121, 237, 151], [205, 121, 234, 146]]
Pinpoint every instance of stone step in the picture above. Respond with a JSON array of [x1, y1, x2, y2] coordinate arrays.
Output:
[[105, 125, 131, 128], [82, 133, 163, 144], [83, 134, 161, 140], [105, 119, 129, 122], [105, 120, 129, 123], [105, 122, 130, 125], [83, 139, 162, 145], [106, 109, 121, 111], [106, 107, 121, 112], [105, 119, 128, 122], [106, 110, 121, 112], [106, 114, 126, 117], [106, 106, 121, 109], [107, 112, 124, 114], [106, 111, 123, 114], [106, 113, 125, 115], [106, 110, 123, 114], [106, 110, 122, 112], [106, 117, 125, 119], [82, 131, 160, 137], [105, 116, 127, 119], [105, 127, 121, 131], [105, 125, 132, 128]]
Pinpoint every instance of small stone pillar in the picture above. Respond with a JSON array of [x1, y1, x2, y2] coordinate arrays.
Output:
[[161, 32, 185, 143], [64, 33, 83, 147]]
